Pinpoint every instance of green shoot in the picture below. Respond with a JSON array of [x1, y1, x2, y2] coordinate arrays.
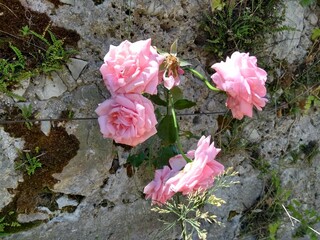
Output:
[[18, 104, 33, 130]]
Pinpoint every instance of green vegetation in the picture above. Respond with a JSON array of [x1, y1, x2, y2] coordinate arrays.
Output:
[[152, 168, 238, 240], [240, 171, 291, 238], [0, 25, 76, 98], [269, 35, 320, 116], [15, 148, 43, 176], [201, 0, 285, 59], [20, 26, 76, 73], [299, 0, 317, 7], [18, 104, 33, 130], [287, 200, 320, 240], [0, 43, 32, 100], [0, 212, 21, 234]]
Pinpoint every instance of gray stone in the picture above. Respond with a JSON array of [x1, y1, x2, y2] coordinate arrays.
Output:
[[57, 66, 78, 91], [56, 195, 79, 209], [52, 121, 113, 196], [60, 0, 75, 5], [35, 73, 68, 100], [17, 213, 49, 223], [269, 1, 306, 63], [11, 78, 30, 102], [244, 123, 262, 142], [308, 13, 318, 26], [0, 128, 24, 209], [3, 0, 320, 239], [66, 58, 88, 80], [40, 121, 51, 136]]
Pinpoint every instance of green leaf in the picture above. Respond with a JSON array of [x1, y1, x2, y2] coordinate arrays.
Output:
[[179, 59, 192, 67], [210, 0, 225, 11], [157, 114, 177, 144], [146, 94, 167, 106], [174, 99, 196, 110], [153, 145, 179, 168], [127, 152, 146, 167], [299, 0, 315, 7], [268, 221, 280, 240], [21, 25, 30, 36], [6, 92, 26, 101], [170, 86, 183, 103], [311, 28, 320, 41], [170, 39, 178, 55]]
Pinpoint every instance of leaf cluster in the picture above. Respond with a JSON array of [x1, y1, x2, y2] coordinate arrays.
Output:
[[0, 25, 76, 97], [240, 171, 291, 238], [152, 191, 223, 240], [299, 0, 317, 7], [18, 104, 33, 130], [0, 44, 32, 97], [149, 86, 196, 145], [0, 212, 21, 233], [15, 148, 43, 176], [152, 168, 238, 240], [288, 199, 320, 240], [201, 0, 284, 60], [128, 86, 196, 168]]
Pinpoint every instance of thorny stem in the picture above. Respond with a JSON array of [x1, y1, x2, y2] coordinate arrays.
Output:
[[168, 91, 192, 163], [185, 67, 220, 92]]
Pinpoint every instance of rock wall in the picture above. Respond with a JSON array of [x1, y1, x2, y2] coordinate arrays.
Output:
[[1, 0, 319, 239]]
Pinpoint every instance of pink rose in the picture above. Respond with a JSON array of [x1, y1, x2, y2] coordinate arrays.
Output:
[[143, 166, 177, 205], [95, 93, 157, 146], [144, 155, 187, 205], [166, 136, 224, 195], [100, 39, 164, 95], [211, 52, 268, 120]]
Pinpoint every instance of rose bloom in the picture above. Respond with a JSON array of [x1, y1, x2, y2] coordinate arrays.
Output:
[[166, 136, 224, 195], [95, 93, 157, 146], [211, 52, 268, 120], [144, 155, 187, 205], [100, 39, 164, 95]]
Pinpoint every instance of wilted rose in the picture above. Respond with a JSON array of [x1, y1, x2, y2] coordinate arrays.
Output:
[[95, 93, 157, 146], [211, 52, 267, 119], [160, 54, 185, 90]]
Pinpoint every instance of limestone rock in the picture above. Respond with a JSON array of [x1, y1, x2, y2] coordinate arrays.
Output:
[[57, 66, 78, 91], [40, 121, 51, 136], [269, 1, 305, 63], [66, 58, 88, 80], [60, 0, 75, 5], [17, 213, 49, 223], [35, 73, 67, 100], [56, 195, 79, 209], [52, 121, 113, 196], [0, 128, 24, 209], [11, 78, 30, 102]]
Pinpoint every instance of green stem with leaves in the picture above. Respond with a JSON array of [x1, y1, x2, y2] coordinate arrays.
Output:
[[185, 67, 220, 92], [168, 91, 191, 163]]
